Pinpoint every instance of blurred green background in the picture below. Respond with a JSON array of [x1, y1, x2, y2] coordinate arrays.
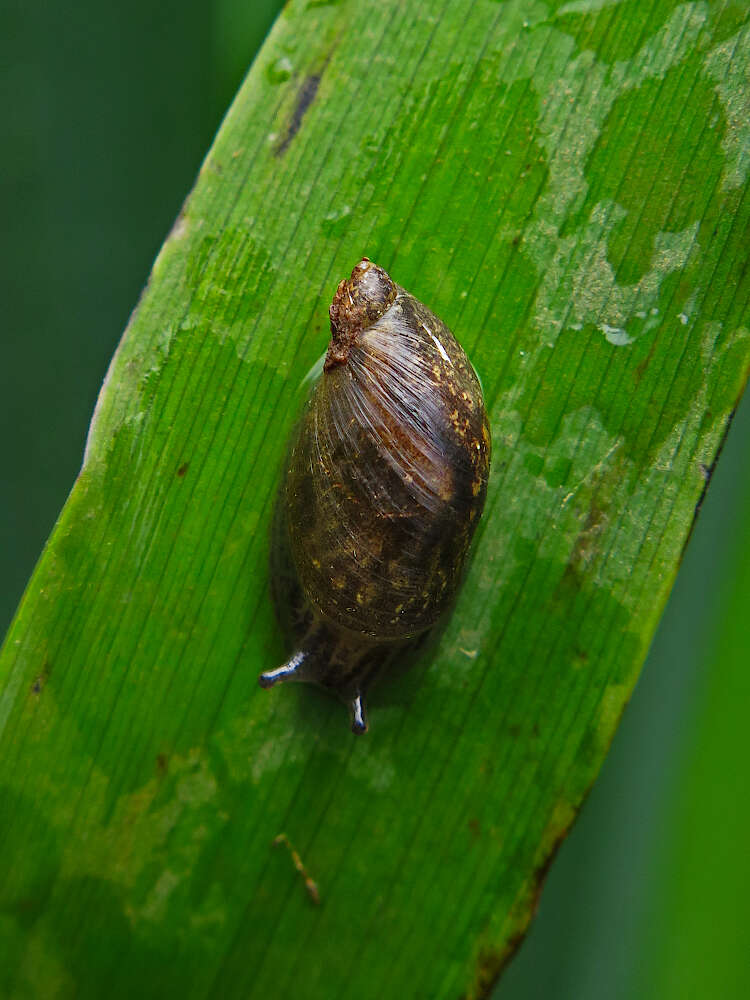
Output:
[[2, 2, 747, 997]]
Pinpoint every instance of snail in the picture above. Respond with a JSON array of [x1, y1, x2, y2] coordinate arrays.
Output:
[[259, 258, 491, 733]]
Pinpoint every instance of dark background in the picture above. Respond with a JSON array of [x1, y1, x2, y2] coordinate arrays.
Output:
[[2, 3, 748, 997]]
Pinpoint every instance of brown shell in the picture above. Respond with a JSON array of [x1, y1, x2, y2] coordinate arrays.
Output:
[[260, 259, 491, 732]]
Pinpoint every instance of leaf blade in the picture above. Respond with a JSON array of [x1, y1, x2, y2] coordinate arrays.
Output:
[[1, 2, 749, 998]]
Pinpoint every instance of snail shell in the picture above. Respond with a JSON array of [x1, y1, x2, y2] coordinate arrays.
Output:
[[259, 258, 491, 732]]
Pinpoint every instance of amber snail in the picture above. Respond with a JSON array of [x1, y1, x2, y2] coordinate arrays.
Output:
[[259, 258, 491, 733]]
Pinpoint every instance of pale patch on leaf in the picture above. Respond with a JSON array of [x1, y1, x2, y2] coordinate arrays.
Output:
[[705, 21, 750, 192]]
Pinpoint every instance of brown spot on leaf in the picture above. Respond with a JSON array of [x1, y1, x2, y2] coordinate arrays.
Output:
[[462, 813, 577, 999], [177, 463, 189, 478], [274, 833, 320, 905], [687, 407, 736, 548], [567, 499, 607, 574], [31, 660, 51, 696], [633, 328, 658, 383], [276, 73, 322, 156]]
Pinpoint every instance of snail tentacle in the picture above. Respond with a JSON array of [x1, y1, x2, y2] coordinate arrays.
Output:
[[258, 649, 307, 688], [349, 693, 368, 735]]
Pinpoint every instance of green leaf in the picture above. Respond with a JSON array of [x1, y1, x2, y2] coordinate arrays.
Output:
[[1, 1, 748, 997]]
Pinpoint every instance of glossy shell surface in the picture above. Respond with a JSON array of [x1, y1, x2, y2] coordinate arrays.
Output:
[[286, 265, 490, 640], [260, 258, 491, 732]]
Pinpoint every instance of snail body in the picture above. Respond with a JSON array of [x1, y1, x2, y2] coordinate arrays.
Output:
[[259, 259, 491, 732]]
